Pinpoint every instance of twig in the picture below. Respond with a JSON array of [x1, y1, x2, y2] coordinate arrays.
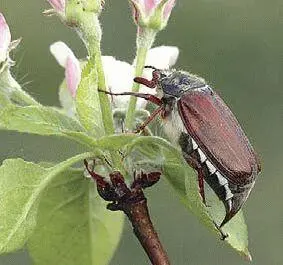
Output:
[[119, 193, 171, 265], [84, 160, 171, 265]]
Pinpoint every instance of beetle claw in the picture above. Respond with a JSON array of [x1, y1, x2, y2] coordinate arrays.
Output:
[[213, 221, 229, 240]]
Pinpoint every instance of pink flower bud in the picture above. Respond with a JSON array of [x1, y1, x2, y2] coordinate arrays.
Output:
[[50, 41, 81, 97], [163, 0, 176, 20], [130, 0, 176, 30], [0, 13, 11, 62], [47, 0, 65, 14], [65, 56, 81, 97]]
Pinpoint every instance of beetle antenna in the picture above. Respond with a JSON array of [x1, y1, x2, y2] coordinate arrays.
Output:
[[144, 65, 158, 70], [134, 69, 161, 88]]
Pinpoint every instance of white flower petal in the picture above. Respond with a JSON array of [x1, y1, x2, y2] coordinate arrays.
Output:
[[144, 45, 179, 69], [102, 56, 135, 109], [50, 41, 76, 68], [102, 56, 155, 109]]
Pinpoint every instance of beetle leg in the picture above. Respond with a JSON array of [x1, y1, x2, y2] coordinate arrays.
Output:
[[197, 169, 206, 205], [98, 90, 162, 106], [183, 154, 207, 205], [135, 106, 164, 133]]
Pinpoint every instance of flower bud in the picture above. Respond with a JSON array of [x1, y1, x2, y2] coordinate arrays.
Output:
[[0, 13, 11, 63], [129, 0, 176, 31], [46, 0, 66, 16], [50, 41, 81, 97], [45, 0, 105, 21], [45, 0, 66, 19], [48, 0, 65, 13]]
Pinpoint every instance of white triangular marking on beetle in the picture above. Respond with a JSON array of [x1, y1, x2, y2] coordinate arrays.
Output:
[[211, 172, 234, 201], [215, 172, 228, 186], [226, 198, 232, 211], [197, 148, 207, 163], [206, 160, 216, 174], [191, 138, 198, 150], [224, 184, 234, 200]]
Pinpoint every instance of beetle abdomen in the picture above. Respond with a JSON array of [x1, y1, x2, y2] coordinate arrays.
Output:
[[179, 130, 258, 226]]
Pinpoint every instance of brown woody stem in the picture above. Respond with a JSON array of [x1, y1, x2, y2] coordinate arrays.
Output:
[[121, 196, 171, 265]]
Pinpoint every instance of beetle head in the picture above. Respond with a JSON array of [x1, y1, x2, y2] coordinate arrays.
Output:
[[135, 66, 207, 99], [157, 70, 207, 98]]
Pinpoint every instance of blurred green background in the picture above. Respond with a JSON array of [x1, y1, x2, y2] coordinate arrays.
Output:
[[1, 0, 282, 264]]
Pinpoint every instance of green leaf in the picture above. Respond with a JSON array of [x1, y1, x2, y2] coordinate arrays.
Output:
[[96, 134, 138, 150], [0, 66, 39, 106], [125, 136, 250, 258], [0, 104, 86, 137], [76, 61, 104, 137], [65, 133, 138, 152], [28, 168, 124, 265], [0, 90, 10, 109], [0, 159, 44, 254], [164, 163, 217, 233], [64, 131, 100, 149], [0, 152, 93, 254], [0, 69, 103, 149], [204, 185, 251, 260]]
